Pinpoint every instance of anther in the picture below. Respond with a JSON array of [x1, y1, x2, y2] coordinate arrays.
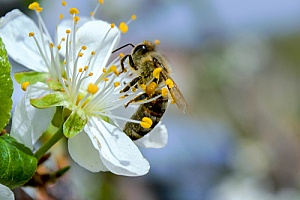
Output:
[[161, 88, 168, 96], [140, 84, 146, 90], [21, 82, 30, 91], [57, 45, 61, 50], [49, 43, 54, 48], [109, 65, 118, 75], [87, 83, 98, 94], [119, 53, 124, 58], [66, 29, 71, 34], [84, 66, 89, 71], [119, 22, 128, 33], [104, 78, 109, 81], [79, 68, 83, 72], [102, 68, 107, 73], [29, 32, 35, 37], [91, 51, 96, 55], [146, 82, 157, 96], [88, 72, 93, 76], [131, 15, 137, 20], [99, 0, 104, 4], [69, 8, 79, 15], [166, 78, 174, 88], [28, 2, 40, 10], [82, 46, 87, 50], [59, 14, 64, 19], [110, 23, 115, 28], [73, 16, 80, 22], [114, 82, 120, 87], [155, 39, 160, 45], [62, 0, 67, 6], [78, 52, 84, 57], [140, 117, 153, 129], [153, 67, 162, 79]]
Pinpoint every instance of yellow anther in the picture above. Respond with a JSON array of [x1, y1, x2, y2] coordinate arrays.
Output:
[[102, 68, 107, 73], [36, 7, 43, 12], [153, 67, 162, 79], [119, 22, 128, 33], [84, 66, 89, 71], [21, 82, 30, 91], [99, 0, 104, 4], [73, 16, 80, 22], [146, 82, 157, 96], [140, 84, 146, 90], [91, 51, 96, 55], [110, 23, 115, 28], [49, 43, 54, 48], [131, 87, 137, 92], [79, 68, 83, 72], [90, 12, 94, 16], [140, 117, 153, 129], [57, 45, 61, 50], [114, 82, 120, 87], [88, 72, 93, 76], [119, 53, 124, 58], [131, 15, 137, 20], [155, 39, 160, 45], [82, 45, 87, 50], [78, 52, 83, 57], [166, 78, 174, 88], [87, 83, 98, 94], [161, 88, 168, 96], [66, 29, 71, 34], [69, 8, 79, 15], [104, 77, 109, 82], [62, 37, 66, 41], [59, 14, 64, 19], [29, 32, 34, 37], [62, 0, 67, 6], [109, 65, 118, 75], [28, 2, 40, 10]]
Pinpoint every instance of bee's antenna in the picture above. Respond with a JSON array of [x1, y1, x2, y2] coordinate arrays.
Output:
[[112, 43, 135, 53]]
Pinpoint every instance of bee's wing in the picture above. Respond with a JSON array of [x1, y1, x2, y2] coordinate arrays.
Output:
[[160, 70, 190, 114]]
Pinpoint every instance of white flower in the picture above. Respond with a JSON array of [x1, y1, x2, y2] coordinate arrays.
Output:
[[0, 184, 14, 200], [0, 2, 168, 176]]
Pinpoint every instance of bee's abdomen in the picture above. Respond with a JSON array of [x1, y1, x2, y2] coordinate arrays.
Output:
[[123, 93, 168, 140]]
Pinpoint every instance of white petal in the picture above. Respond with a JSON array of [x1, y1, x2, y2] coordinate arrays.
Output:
[[11, 83, 55, 149], [0, 9, 49, 72], [85, 117, 150, 176], [0, 184, 14, 200], [134, 123, 168, 148], [68, 129, 108, 172], [75, 20, 121, 85]]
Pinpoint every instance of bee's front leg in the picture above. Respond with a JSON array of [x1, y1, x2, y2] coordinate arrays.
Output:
[[120, 76, 142, 93]]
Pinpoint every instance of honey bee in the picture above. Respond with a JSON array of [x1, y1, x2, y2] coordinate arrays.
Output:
[[113, 40, 189, 140]]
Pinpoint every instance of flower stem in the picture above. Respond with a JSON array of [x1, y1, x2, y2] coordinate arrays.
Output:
[[34, 125, 64, 160]]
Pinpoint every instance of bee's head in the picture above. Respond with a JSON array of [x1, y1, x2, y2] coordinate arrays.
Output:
[[132, 40, 155, 56]]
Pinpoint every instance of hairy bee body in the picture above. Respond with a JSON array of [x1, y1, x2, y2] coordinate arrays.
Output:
[[124, 92, 168, 140]]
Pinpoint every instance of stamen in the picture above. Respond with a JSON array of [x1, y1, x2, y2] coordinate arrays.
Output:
[[153, 68, 162, 79], [155, 39, 160, 45], [62, 0, 67, 6], [140, 117, 153, 128], [114, 82, 120, 87], [146, 82, 157, 96], [119, 53, 124, 58], [131, 15, 137, 20], [99, 0, 104, 4], [140, 84, 146, 90], [21, 82, 30, 91], [69, 8, 79, 15], [109, 65, 119, 75], [161, 88, 168, 96], [119, 22, 128, 33], [110, 23, 115, 28], [73, 16, 80, 22], [59, 14, 64, 19], [28, 2, 42, 12], [166, 78, 174, 88], [29, 32, 34, 37], [87, 83, 99, 94]]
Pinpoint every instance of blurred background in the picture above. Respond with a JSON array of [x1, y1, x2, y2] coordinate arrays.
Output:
[[2, 0, 300, 199]]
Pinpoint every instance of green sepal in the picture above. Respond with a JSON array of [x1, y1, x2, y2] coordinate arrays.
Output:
[[63, 110, 87, 138], [30, 92, 69, 109], [47, 79, 62, 91], [0, 38, 13, 130], [51, 106, 63, 128], [14, 71, 49, 85], [0, 134, 37, 189]]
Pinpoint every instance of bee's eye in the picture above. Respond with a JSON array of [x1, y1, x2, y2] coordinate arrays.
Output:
[[133, 45, 147, 55]]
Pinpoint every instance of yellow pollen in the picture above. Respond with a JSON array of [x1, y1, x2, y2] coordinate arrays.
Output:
[[155, 39, 160, 45], [21, 82, 30, 91], [89, 72, 93, 76], [29, 32, 34, 37], [104, 77, 109, 81], [81, 46, 87, 50], [91, 51, 96, 55], [59, 14, 64, 19], [87, 83, 98, 94], [99, 0, 104, 5], [146, 82, 157, 96], [140, 84, 146, 90], [36, 7, 43, 12], [119, 53, 124, 58], [161, 88, 168, 96], [90, 12, 94, 16], [140, 117, 153, 129], [49, 43, 54, 48], [57, 45, 61, 50], [69, 8, 79, 15], [131, 15, 137, 20], [73, 16, 80, 22], [131, 87, 137, 92], [62, 0, 67, 6], [78, 52, 84, 57], [66, 29, 71, 34], [102, 68, 107, 73], [62, 37, 66, 41], [166, 78, 174, 88], [110, 23, 115, 28], [79, 68, 83, 72], [114, 82, 120, 87], [109, 65, 118, 75], [84, 66, 89, 71], [153, 67, 162, 79], [119, 22, 128, 33], [64, 61, 67, 64], [28, 2, 40, 10]]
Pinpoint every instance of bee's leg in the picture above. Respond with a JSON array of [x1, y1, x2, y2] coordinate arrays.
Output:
[[125, 93, 149, 108], [120, 54, 136, 74], [120, 76, 142, 93]]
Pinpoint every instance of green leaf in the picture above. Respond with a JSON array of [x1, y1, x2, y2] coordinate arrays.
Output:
[[14, 71, 49, 85], [63, 110, 87, 138], [30, 92, 69, 109], [0, 134, 37, 189], [0, 38, 13, 130]]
